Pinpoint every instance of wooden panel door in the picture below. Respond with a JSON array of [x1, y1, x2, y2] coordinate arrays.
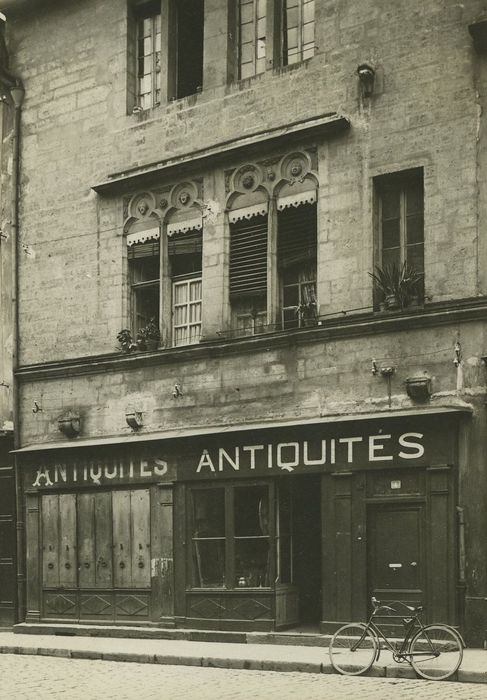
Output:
[[368, 504, 424, 611], [78, 491, 113, 589], [0, 457, 16, 626], [113, 489, 150, 588]]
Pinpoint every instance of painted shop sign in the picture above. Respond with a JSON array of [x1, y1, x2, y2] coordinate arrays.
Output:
[[193, 431, 425, 475], [26, 455, 173, 490], [25, 418, 456, 489]]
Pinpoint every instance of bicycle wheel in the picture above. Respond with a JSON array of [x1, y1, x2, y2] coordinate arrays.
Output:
[[409, 624, 463, 680], [329, 623, 378, 676]]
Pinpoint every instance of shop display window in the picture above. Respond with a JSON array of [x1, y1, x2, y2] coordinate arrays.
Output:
[[189, 483, 272, 589]]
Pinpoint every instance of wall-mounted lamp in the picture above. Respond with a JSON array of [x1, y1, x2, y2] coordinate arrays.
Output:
[[405, 375, 432, 402], [125, 407, 143, 431], [357, 63, 376, 97], [58, 411, 81, 438], [469, 18, 487, 54]]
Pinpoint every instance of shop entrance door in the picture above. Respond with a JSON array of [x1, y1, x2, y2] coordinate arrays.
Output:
[[292, 475, 322, 625], [367, 503, 425, 615]]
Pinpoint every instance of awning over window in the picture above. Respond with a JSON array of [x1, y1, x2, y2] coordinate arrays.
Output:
[[167, 215, 203, 237], [126, 227, 160, 246], [277, 190, 317, 211], [228, 202, 268, 224]]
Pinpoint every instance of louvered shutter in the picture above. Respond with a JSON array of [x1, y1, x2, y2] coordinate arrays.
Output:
[[229, 214, 268, 299], [127, 240, 160, 260], [277, 203, 317, 268], [168, 230, 203, 256]]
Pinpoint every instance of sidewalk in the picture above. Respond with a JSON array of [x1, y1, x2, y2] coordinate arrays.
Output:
[[0, 629, 485, 684]]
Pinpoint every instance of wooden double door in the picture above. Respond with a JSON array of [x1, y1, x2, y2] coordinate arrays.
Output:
[[41, 489, 153, 622]]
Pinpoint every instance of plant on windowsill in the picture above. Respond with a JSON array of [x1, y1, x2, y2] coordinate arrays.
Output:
[[136, 318, 161, 352], [296, 288, 319, 327], [369, 262, 424, 311], [117, 329, 137, 353]]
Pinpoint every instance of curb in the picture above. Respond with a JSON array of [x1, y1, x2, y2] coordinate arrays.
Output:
[[0, 645, 484, 683]]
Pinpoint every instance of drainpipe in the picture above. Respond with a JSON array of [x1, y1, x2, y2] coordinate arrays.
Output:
[[0, 11, 25, 623], [456, 506, 466, 633]]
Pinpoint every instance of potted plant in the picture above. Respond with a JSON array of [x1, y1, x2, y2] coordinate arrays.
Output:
[[296, 286, 319, 327], [369, 262, 423, 311], [117, 328, 136, 353], [137, 318, 161, 351]]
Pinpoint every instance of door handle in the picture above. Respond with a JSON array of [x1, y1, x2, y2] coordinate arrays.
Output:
[[388, 563, 402, 569], [410, 562, 418, 567]]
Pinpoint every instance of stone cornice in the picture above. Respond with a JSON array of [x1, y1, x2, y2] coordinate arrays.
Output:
[[92, 113, 350, 195], [15, 297, 487, 384]]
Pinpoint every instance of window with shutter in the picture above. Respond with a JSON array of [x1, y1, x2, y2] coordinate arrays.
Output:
[[277, 202, 317, 329], [229, 214, 268, 335]]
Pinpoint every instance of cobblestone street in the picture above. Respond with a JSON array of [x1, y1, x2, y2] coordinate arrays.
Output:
[[0, 655, 486, 700]]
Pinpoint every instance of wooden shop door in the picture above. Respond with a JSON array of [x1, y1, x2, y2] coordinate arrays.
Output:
[[367, 503, 425, 614], [41, 489, 151, 622]]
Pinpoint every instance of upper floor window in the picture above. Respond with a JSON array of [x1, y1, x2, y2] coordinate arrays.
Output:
[[128, 235, 160, 336], [169, 230, 203, 346], [238, 0, 267, 79], [227, 155, 318, 337], [374, 168, 425, 304], [278, 202, 317, 329], [175, 0, 205, 99], [136, 3, 162, 110], [283, 0, 315, 66]]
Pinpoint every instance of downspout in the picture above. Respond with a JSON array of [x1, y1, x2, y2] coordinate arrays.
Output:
[[0, 11, 25, 623]]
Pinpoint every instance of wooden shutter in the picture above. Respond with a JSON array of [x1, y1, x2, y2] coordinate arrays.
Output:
[[168, 230, 202, 257], [127, 240, 160, 260], [229, 214, 268, 299], [277, 203, 317, 268]]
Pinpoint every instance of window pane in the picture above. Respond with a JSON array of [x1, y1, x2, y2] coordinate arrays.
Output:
[[287, 27, 299, 50], [235, 539, 270, 587], [193, 489, 225, 537], [381, 188, 400, 220], [174, 304, 188, 326], [406, 214, 424, 244], [133, 285, 159, 334], [192, 540, 225, 587], [382, 248, 400, 269], [303, 22, 314, 45], [283, 284, 299, 307], [235, 486, 269, 536], [286, 7, 299, 29], [174, 282, 188, 304], [303, 1, 315, 23], [174, 327, 187, 345], [406, 243, 424, 274], [382, 218, 401, 249], [240, 2, 253, 24], [189, 325, 202, 344], [406, 184, 423, 214]]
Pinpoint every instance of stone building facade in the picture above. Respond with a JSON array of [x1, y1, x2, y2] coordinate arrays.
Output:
[[2, 0, 487, 644]]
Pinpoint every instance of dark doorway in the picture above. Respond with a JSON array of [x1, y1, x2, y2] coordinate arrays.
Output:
[[0, 436, 16, 627], [368, 503, 425, 616], [292, 475, 322, 624], [176, 0, 204, 99]]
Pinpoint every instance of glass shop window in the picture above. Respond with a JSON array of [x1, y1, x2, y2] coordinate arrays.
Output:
[[191, 488, 226, 588], [234, 485, 270, 587], [189, 484, 271, 589]]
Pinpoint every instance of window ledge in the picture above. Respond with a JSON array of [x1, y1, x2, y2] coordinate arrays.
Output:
[[92, 112, 350, 194], [14, 296, 487, 383]]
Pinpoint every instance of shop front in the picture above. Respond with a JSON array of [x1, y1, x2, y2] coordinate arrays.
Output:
[[19, 410, 464, 633]]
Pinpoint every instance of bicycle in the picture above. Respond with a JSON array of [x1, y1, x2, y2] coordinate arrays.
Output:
[[328, 597, 464, 681]]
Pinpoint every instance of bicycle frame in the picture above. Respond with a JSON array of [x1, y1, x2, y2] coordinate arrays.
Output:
[[352, 605, 441, 664]]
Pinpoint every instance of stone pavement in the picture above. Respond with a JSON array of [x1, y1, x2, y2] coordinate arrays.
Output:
[[0, 630, 486, 684], [1, 655, 487, 700]]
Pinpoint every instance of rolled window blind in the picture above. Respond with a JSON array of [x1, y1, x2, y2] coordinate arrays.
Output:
[[277, 202, 317, 269]]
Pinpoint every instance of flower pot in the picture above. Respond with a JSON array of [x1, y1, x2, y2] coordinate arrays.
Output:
[[385, 294, 400, 310], [145, 338, 158, 351]]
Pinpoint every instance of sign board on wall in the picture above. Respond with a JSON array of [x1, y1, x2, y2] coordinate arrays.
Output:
[[23, 415, 457, 490]]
